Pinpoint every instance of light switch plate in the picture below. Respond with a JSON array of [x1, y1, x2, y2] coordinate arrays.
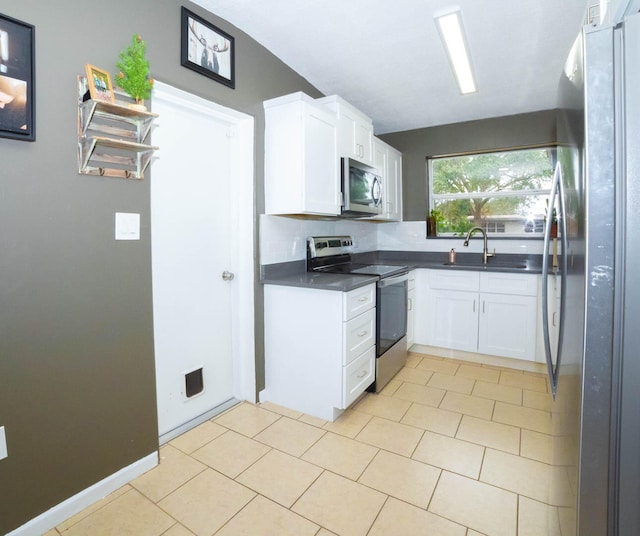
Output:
[[115, 212, 140, 240], [0, 426, 7, 460]]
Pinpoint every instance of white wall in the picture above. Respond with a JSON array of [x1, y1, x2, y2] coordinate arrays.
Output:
[[260, 217, 545, 265]]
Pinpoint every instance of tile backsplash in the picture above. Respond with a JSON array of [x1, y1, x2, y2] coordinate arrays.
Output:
[[260, 216, 545, 265]]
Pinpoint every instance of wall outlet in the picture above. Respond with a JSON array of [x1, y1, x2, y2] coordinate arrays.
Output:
[[0, 426, 7, 460]]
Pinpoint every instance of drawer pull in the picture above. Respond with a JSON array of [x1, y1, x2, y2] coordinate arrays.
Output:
[[357, 370, 367, 379], [358, 330, 368, 337], [358, 296, 368, 302]]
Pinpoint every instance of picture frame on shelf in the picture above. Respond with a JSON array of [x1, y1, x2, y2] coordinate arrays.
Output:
[[181, 6, 235, 89], [84, 64, 115, 103], [0, 12, 35, 141]]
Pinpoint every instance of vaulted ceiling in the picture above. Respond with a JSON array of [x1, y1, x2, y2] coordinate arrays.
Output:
[[194, 0, 590, 134]]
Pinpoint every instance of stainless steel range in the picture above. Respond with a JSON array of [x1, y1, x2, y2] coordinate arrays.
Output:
[[307, 236, 408, 392]]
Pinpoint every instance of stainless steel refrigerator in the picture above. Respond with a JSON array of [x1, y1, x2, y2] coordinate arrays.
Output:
[[543, 5, 640, 535]]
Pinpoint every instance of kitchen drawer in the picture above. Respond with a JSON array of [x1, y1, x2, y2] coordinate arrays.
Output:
[[343, 283, 375, 321], [342, 346, 375, 408], [428, 269, 480, 291], [480, 272, 538, 296], [343, 308, 376, 365]]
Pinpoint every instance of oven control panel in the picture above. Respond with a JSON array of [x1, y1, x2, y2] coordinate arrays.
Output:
[[307, 236, 353, 258]]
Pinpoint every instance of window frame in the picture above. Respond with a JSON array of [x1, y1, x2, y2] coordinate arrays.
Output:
[[427, 145, 557, 239]]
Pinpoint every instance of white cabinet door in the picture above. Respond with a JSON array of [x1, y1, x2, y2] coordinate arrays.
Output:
[[264, 93, 340, 216], [427, 289, 479, 352], [372, 138, 403, 221], [351, 111, 374, 164], [318, 94, 374, 165], [385, 145, 403, 221], [478, 293, 538, 361]]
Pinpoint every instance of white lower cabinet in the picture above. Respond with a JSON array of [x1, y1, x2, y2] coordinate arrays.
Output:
[[536, 273, 561, 363], [262, 283, 376, 421], [413, 269, 539, 361]]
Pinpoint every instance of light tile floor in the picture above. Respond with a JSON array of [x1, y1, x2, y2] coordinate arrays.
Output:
[[46, 352, 565, 536]]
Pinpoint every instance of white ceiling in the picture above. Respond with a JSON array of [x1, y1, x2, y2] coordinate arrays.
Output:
[[193, 0, 590, 134]]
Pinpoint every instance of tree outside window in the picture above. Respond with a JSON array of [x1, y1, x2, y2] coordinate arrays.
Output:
[[428, 147, 556, 236]]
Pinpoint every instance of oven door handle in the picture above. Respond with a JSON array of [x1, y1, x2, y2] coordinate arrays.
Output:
[[378, 272, 409, 287]]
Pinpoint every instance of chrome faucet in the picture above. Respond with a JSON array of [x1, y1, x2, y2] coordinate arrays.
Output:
[[463, 226, 495, 265]]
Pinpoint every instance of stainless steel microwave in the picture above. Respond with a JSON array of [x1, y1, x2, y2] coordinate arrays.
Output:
[[341, 157, 383, 217]]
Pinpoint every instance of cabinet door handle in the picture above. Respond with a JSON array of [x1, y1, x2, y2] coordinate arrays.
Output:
[[483, 301, 485, 314], [358, 330, 368, 337], [473, 300, 476, 313], [408, 298, 413, 311], [552, 311, 557, 327], [358, 296, 368, 302], [357, 370, 367, 379]]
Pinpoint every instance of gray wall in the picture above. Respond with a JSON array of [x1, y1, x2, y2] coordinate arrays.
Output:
[[0, 1, 320, 532], [379, 110, 558, 221]]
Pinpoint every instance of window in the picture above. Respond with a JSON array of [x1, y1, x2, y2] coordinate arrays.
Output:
[[428, 147, 556, 237]]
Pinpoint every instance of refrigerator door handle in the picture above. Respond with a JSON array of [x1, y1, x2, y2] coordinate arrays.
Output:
[[556, 160, 569, 393], [542, 163, 561, 398]]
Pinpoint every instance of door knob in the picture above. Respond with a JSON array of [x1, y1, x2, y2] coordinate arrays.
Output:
[[222, 270, 235, 281]]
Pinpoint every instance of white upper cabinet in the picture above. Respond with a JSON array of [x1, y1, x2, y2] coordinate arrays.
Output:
[[264, 92, 340, 216], [373, 138, 403, 221], [317, 95, 374, 166]]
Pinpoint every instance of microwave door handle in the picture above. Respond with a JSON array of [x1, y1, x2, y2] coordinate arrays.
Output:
[[372, 177, 382, 207]]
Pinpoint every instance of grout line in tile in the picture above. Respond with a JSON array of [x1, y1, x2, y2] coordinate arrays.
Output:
[[363, 493, 390, 535], [476, 446, 488, 482], [425, 467, 445, 513], [212, 493, 261, 535]]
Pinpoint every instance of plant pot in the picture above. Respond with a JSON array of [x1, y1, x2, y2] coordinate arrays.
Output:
[[128, 101, 147, 112], [426, 216, 437, 237]]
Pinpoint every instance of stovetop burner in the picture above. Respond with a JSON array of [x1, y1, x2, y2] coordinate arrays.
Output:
[[349, 264, 408, 278], [307, 236, 407, 279]]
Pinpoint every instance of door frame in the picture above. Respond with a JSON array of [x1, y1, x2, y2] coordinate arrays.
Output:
[[152, 81, 256, 407]]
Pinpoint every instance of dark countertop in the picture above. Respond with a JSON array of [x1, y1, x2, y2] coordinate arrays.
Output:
[[261, 260, 379, 291], [262, 270, 379, 292], [261, 251, 545, 291]]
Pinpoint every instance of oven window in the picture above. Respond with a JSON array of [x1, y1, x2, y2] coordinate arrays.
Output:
[[378, 279, 407, 355]]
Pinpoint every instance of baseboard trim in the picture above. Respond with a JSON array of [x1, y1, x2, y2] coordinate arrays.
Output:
[[158, 397, 240, 445], [409, 344, 548, 374], [7, 451, 158, 536]]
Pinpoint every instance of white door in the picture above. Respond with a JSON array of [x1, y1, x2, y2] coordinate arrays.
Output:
[[151, 83, 254, 439]]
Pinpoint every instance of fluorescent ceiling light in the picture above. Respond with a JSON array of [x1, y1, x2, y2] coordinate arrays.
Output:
[[435, 10, 477, 95]]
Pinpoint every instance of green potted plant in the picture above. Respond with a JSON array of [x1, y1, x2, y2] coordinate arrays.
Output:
[[427, 209, 442, 237], [115, 34, 154, 110]]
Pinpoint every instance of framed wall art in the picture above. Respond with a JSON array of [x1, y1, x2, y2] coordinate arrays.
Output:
[[84, 64, 115, 103], [181, 7, 235, 89], [0, 12, 35, 141]]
